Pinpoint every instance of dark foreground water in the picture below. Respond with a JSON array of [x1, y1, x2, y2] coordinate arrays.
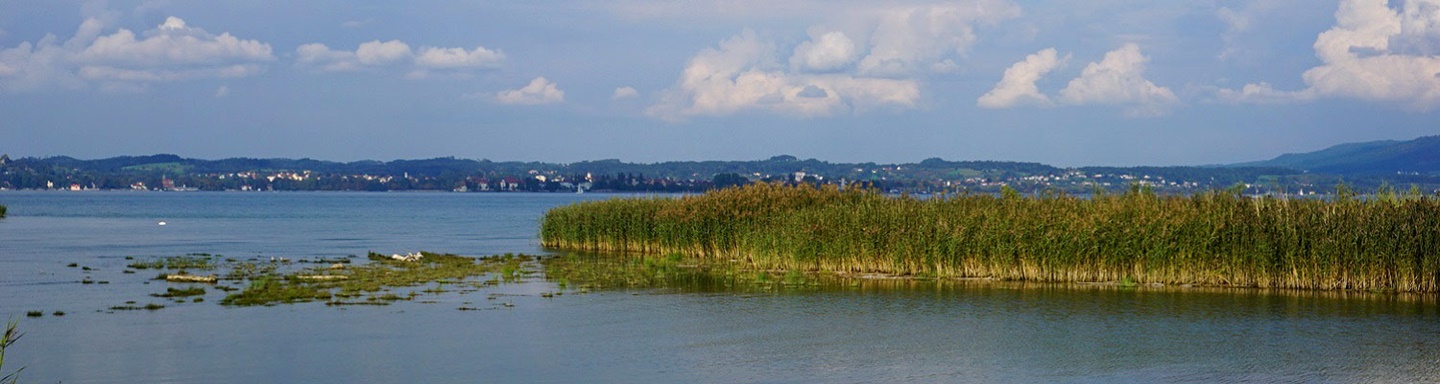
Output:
[[1, 191, 1438, 383]]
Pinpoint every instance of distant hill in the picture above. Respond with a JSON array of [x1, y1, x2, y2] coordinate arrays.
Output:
[[3, 150, 1312, 193], [1238, 135, 1440, 175]]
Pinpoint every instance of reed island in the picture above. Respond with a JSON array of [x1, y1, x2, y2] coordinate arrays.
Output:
[[541, 183, 1440, 292]]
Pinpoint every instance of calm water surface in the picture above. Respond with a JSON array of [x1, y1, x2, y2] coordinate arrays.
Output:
[[1, 191, 1438, 383]]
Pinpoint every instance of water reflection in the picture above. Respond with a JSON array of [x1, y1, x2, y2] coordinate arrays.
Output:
[[542, 251, 1438, 317], [542, 252, 1440, 383]]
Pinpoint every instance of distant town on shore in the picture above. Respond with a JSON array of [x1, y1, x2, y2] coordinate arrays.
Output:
[[3, 135, 1438, 195]]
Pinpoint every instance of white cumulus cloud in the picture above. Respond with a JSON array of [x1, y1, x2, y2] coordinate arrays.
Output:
[[496, 76, 565, 105], [977, 47, 1064, 108], [647, 30, 920, 121], [414, 46, 505, 69], [355, 40, 411, 66], [297, 40, 409, 71], [1058, 43, 1178, 117], [0, 16, 273, 91], [790, 29, 857, 72], [297, 40, 504, 79], [612, 86, 639, 100], [79, 17, 272, 66], [1220, 0, 1440, 110], [856, 2, 1022, 76], [645, 1, 1022, 120], [295, 43, 361, 72]]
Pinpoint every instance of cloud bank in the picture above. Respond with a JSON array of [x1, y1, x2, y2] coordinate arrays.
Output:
[[647, 30, 921, 121], [977, 44, 1177, 116], [296, 40, 504, 79], [647, 2, 1020, 121], [0, 16, 273, 91], [1220, 0, 1440, 110]]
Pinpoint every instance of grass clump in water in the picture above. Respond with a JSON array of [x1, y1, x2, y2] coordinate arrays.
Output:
[[541, 182, 1440, 293], [109, 303, 165, 311], [152, 287, 206, 298]]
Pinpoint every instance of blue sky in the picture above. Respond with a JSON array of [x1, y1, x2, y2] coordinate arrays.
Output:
[[1, 0, 1437, 166]]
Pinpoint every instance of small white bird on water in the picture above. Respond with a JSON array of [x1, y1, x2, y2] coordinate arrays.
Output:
[[158, 221, 167, 226]]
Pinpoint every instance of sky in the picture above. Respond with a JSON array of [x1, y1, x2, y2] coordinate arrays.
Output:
[[1, 0, 1438, 166]]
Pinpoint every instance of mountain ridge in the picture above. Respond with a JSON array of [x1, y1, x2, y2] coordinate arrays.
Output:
[[1237, 135, 1440, 175]]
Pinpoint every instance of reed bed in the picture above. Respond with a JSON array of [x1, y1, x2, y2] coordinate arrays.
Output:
[[541, 183, 1440, 292]]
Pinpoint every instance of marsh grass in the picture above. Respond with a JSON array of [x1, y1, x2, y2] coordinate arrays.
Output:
[[0, 204, 7, 218], [1, 318, 22, 384], [542, 183, 1440, 292]]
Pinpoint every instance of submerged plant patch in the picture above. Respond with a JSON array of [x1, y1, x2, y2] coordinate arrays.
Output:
[[116, 252, 543, 309]]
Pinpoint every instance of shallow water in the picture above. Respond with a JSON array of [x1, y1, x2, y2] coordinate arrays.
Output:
[[1, 191, 1438, 383]]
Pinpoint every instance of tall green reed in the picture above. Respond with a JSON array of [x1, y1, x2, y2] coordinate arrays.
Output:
[[542, 183, 1440, 292]]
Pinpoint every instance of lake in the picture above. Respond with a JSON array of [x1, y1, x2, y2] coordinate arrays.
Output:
[[1, 191, 1438, 383]]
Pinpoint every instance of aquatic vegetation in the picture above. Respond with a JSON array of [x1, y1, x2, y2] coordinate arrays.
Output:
[[220, 252, 535, 306], [108, 303, 165, 311], [127, 254, 218, 270], [542, 183, 1440, 292], [224, 262, 278, 280], [163, 274, 218, 283], [152, 287, 206, 298], [0, 204, 6, 218], [220, 276, 332, 306], [100, 251, 541, 309]]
